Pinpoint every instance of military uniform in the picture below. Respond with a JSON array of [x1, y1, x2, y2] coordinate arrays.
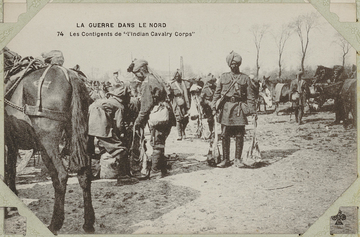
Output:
[[88, 85, 135, 181], [212, 66, 257, 167], [169, 74, 190, 140], [135, 73, 175, 174], [214, 72, 257, 126], [200, 81, 216, 135], [290, 72, 308, 124]]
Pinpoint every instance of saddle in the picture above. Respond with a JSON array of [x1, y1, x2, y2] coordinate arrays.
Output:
[[5, 58, 71, 122]]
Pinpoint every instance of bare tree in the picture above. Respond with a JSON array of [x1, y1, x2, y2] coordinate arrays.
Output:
[[289, 12, 319, 72], [333, 33, 351, 66], [273, 24, 292, 78], [250, 24, 269, 78]]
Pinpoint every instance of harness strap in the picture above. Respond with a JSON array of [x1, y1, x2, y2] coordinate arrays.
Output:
[[58, 66, 70, 82], [36, 65, 53, 109]]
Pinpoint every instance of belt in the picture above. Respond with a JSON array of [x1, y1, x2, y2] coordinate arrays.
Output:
[[226, 96, 242, 103]]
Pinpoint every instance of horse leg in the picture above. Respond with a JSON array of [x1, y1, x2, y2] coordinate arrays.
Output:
[[5, 145, 18, 195], [77, 167, 95, 233], [32, 119, 68, 234]]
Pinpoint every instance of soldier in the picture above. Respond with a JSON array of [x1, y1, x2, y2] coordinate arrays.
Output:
[[212, 51, 257, 168], [88, 83, 138, 184], [200, 74, 217, 137], [169, 69, 190, 140], [290, 69, 308, 125], [128, 59, 175, 178]]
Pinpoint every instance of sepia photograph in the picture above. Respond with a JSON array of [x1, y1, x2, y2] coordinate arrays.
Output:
[[2, 2, 358, 236]]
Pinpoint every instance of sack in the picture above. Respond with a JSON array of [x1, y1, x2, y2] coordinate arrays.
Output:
[[149, 102, 170, 127], [100, 152, 119, 179], [189, 95, 200, 120], [291, 92, 300, 101]]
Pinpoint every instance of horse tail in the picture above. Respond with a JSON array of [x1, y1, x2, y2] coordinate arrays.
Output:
[[68, 70, 91, 172]]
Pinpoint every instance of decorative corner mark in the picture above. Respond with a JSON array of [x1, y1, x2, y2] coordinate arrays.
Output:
[[330, 206, 358, 235]]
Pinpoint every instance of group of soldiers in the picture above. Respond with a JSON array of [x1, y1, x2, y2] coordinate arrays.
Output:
[[3, 46, 314, 184], [88, 50, 261, 185]]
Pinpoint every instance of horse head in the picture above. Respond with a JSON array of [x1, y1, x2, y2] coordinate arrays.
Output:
[[70, 64, 88, 82]]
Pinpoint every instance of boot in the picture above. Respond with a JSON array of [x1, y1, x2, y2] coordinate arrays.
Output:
[[234, 136, 245, 168], [117, 150, 139, 186], [176, 122, 183, 140], [217, 136, 231, 168], [150, 149, 168, 179]]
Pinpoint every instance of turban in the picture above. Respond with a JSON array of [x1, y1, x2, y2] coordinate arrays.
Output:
[[173, 69, 182, 79], [226, 51, 242, 67], [132, 59, 148, 72], [42, 50, 64, 66]]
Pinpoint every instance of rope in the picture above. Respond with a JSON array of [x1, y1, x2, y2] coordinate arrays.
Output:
[[4, 99, 24, 112]]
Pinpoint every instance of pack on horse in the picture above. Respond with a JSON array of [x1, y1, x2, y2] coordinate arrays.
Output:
[[261, 76, 291, 115], [4, 56, 95, 234], [310, 65, 348, 107]]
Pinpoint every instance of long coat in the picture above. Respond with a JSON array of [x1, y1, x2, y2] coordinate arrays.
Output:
[[135, 73, 176, 128], [169, 80, 191, 122], [213, 72, 257, 126], [88, 97, 126, 138]]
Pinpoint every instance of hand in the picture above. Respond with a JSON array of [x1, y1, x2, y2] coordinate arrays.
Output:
[[212, 108, 217, 116]]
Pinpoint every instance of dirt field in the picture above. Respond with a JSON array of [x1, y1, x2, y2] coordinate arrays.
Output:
[[5, 102, 357, 235]]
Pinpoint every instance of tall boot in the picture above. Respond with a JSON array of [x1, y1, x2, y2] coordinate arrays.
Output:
[[176, 122, 183, 140], [117, 150, 139, 185], [217, 136, 231, 168], [150, 149, 167, 179], [234, 136, 244, 168]]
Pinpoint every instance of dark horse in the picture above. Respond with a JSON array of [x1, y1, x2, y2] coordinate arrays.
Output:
[[261, 76, 291, 115], [313, 65, 334, 83], [5, 65, 95, 234], [337, 79, 357, 129]]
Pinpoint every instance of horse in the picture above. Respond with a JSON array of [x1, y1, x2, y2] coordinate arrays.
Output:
[[4, 64, 95, 234], [337, 79, 357, 129], [261, 76, 291, 115], [313, 65, 334, 84], [311, 65, 349, 108]]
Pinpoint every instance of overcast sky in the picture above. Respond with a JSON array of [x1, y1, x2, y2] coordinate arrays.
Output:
[[7, 3, 356, 80]]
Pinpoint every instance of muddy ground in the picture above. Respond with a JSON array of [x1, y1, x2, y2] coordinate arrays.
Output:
[[5, 102, 357, 235]]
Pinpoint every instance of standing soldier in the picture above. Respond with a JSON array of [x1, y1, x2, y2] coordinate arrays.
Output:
[[290, 69, 308, 125], [212, 51, 257, 168], [169, 69, 191, 140], [200, 74, 217, 137], [128, 59, 175, 178]]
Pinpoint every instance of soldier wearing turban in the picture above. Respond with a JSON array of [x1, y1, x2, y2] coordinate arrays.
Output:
[[129, 59, 175, 179], [211, 51, 257, 168], [169, 69, 191, 140]]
